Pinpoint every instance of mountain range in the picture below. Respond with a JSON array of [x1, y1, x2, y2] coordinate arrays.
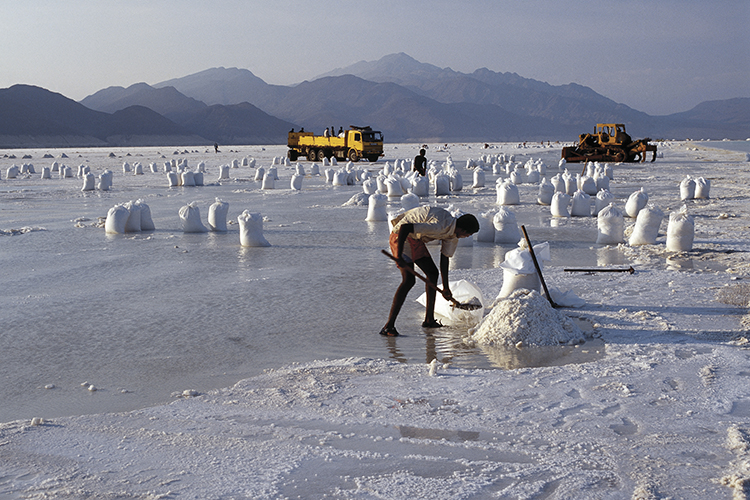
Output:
[[1, 53, 748, 148]]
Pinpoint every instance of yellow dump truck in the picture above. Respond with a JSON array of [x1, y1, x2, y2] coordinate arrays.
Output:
[[287, 125, 384, 162]]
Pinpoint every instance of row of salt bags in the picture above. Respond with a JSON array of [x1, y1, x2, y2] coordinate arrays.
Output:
[[666, 205, 694, 251], [497, 179, 520, 205], [594, 189, 615, 216], [493, 207, 521, 243], [22, 164, 36, 174], [208, 199, 229, 232], [596, 203, 624, 245], [366, 193, 388, 221], [180, 202, 208, 233], [476, 211, 496, 242], [551, 192, 570, 217], [629, 204, 664, 246], [239, 210, 270, 247], [570, 190, 591, 217], [401, 193, 420, 211], [625, 188, 648, 218]]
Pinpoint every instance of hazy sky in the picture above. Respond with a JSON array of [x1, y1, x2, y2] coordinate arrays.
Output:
[[2, 0, 748, 115]]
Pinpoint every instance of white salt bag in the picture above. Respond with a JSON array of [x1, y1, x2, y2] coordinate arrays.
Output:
[[476, 211, 496, 243], [537, 178, 554, 205], [268, 166, 279, 180], [594, 189, 615, 216], [472, 169, 485, 188], [433, 173, 451, 196], [570, 190, 591, 217], [105, 204, 129, 234], [208, 199, 229, 232], [401, 193, 420, 211], [122, 162, 130, 173], [595, 172, 610, 192], [551, 173, 565, 193], [579, 175, 597, 196], [136, 200, 155, 231], [261, 172, 275, 189], [150, 162, 158, 173], [179, 202, 208, 233], [238, 211, 270, 247], [526, 169, 540, 184], [362, 178, 378, 195], [497, 242, 550, 299], [167, 171, 179, 187], [629, 204, 663, 246], [366, 193, 388, 221], [497, 179, 520, 205], [417, 279, 485, 326], [133, 163, 143, 175], [666, 206, 695, 252], [679, 176, 695, 200], [81, 173, 96, 191], [493, 208, 521, 244], [218, 165, 230, 180], [60, 166, 73, 178], [385, 176, 403, 197], [563, 171, 577, 195], [550, 192, 571, 217], [290, 173, 303, 190], [181, 171, 195, 187], [625, 188, 648, 218], [98, 170, 112, 190], [332, 170, 348, 186], [694, 177, 710, 199], [41, 167, 51, 179], [254, 167, 265, 182], [411, 175, 430, 197], [193, 172, 204, 186], [123, 201, 142, 232], [596, 203, 624, 245], [449, 170, 463, 191]]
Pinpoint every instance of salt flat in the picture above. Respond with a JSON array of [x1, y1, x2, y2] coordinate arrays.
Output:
[[2, 140, 750, 498]]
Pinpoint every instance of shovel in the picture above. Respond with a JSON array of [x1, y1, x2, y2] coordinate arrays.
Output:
[[381, 249, 482, 311]]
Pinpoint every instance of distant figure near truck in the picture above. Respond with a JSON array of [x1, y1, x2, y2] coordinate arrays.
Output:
[[288, 125, 384, 162]]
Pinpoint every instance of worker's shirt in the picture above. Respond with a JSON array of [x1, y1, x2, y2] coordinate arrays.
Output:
[[390, 206, 458, 257]]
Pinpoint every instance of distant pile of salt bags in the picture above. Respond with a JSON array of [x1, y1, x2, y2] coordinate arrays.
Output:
[[679, 175, 710, 200], [105, 199, 154, 234]]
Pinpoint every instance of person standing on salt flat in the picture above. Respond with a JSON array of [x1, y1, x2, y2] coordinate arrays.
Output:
[[413, 148, 427, 176], [381, 206, 479, 337]]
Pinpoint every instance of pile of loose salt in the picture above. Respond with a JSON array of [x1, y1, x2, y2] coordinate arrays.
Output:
[[467, 289, 584, 348]]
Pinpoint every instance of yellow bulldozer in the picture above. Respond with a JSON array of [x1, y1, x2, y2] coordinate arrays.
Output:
[[561, 123, 657, 163]]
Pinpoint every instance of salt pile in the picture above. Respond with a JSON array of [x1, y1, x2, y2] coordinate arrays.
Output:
[[468, 289, 584, 348]]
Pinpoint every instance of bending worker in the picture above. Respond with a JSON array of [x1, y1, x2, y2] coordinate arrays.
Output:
[[381, 206, 479, 337]]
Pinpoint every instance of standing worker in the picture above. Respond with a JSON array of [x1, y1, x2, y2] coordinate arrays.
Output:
[[380, 206, 479, 337], [413, 148, 427, 176]]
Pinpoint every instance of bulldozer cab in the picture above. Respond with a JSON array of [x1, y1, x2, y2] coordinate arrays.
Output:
[[596, 123, 631, 146]]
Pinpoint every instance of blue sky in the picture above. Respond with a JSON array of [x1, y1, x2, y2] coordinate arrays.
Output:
[[2, 0, 748, 115]]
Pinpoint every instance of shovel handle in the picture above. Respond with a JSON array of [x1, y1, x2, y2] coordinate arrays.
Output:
[[381, 249, 463, 308]]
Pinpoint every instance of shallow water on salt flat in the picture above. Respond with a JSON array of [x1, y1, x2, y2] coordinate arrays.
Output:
[[0, 144, 622, 422]]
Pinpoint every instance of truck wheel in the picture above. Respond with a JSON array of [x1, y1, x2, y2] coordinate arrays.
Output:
[[288, 150, 298, 161], [318, 150, 327, 162], [348, 149, 359, 162], [367, 155, 379, 163], [306, 150, 316, 161]]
